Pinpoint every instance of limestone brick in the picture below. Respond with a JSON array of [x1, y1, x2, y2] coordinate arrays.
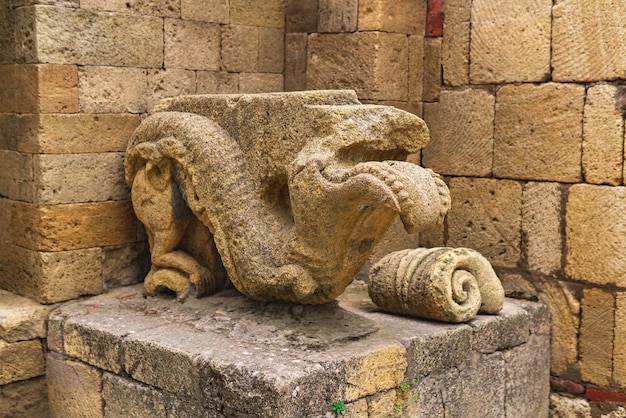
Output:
[[566, 184, 626, 287], [422, 37, 441, 102], [0, 65, 16, 113], [550, 393, 591, 418], [102, 374, 168, 418], [0, 150, 34, 202], [285, 33, 307, 91], [11, 200, 137, 251], [79, 0, 129, 12], [447, 177, 522, 268], [469, 0, 551, 84], [579, 288, 614, 386], [284, 0, 317, 33], [615, 293, 626, 387], [537, 281, 580, 375], [358, 0, 426, 34], [102, 242, 150, 290], [494, 83, 585, 182], [259, 27, 284, 73], [442, 0, 470, 86], [0, 114, 17, 150], [181, 0, 229, 23], [16, 113, 140, 154], [78, 66, 148, 113], [16, 6, 163, 67], [0, 197, 10, 244], [367, 390, 398, 418], [422, 88, 494, 177], [0, 376, 49, 418], [238, 73, 283, 94], [522, 182, 563, 275], [307, 32, 408, 101], [0, 3, 15, 64], [317, 0, 358, 33], [469, 303, 530, 354], [146, 68, 196, 110], [409, 326, 472, 375], [552, 0, 626, 81], [0, 289, 51, 342], [131, 0, 180, 17], [408, 35, 424, 102], [196, 71, 238, 94], [0, 339, 44, 385], [47, 353, 103, 418], [165, 19, 220, 71], [221, 25, 259, 73], [230, 0, 284, 28], [583, 84, 624, 185]]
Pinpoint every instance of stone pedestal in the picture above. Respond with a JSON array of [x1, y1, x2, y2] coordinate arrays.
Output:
[[47, 283, 549, 417]]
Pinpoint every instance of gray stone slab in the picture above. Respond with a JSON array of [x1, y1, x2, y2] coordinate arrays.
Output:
[[0, 289, 52, 342]]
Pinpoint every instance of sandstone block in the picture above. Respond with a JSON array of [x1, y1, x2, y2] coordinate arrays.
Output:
[[11, 200, 137, 251], [422, 88, 494, 176], [196, 71, 238, 94], [79, 66, 147, 113], [131, 0, 180, 17], [566, 184, 626, 287], [0, 4, 15, 64], [284, 0, 318, 33], [583, 84, 624, 185], [469, 0, 551, 84], [33, 153, 129, 204], [16, 113, 140, 154], [442, 0, 470, 86], [238, 73, 283, 93], [358, 0, 426, 34], [0, 289, 51, 342], [0, 197, 10, 244], [0, 339, 44, 385], [522, 182, 563, 275], [494, 83, 584, 182], [408, 325, 472, 375], [181, 0, 229, 23], [230, 0, 284, 28], [17, 6, 162, 67], [447, 177, 522, 268], [102, 374, 168, 418], [147, 68, 196, 110], [422, 37, 442, 102], [552, 0, 626, 81], [408, 35, 424, 101], [0, 65, 16, 113], [46, 353, 103, 418], [307, 32, 408, 101], [0, 150, 34, 202], [0, 376, 49, 418], [344, 344, 407, 401], [221, 25, 259, 73], [165, 19, 220, 71], [0, 114, 17, 150], [469, 302, 530, 354], [615, 293, 626, 387], [550, 393, 591, 418], [102, 242, 150, 290], [317, 0, 358, 32], [367, 390, 397, 418], [259, 27, 284, 73], [580, 288, 614, 386], [79, 0, 129, 12], [284, 33, 307, 92]]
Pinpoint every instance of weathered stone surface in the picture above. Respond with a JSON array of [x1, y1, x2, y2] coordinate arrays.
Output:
[[238, 73, 283, 93], [230, 0, 284, 28], [614, 293, 626, 387], [0, 197, 11, 244], [285, 33, 307, 92], [566, 184, 626, 287], [407, 324, 472, 375], [0, 289, 51, 342], [358, 0, 426, 34], [11, 200, 137, 251], [583, 84, 624, 185], [522, 182, 563, 275], [102, 242, 150, 290], [317, 0, 358, 32], [494, 83, 585, 182], [79, 66, 148, 113], [165, 19, 220, 71], [181, 0, 229, 23], [259, 27, 284, 73], [16, 113, 140, 154], [442, 0, 470, 86], [147, 68, 197, 110], [422, 37, 441, 102], [447, 177, 522, 268], [307, 33, 408, 101], [0, 376, 49, 418], [423, 88, 494, 176], [550, 393, 591, 418], [0, 150, 34, 202], [196, 72, 239, 95], [132, 0, 180, 17], [343, 344, 406, 401], [79, 0, 129, 12], [0, 339, 44, 385], [469, 0, 551, 84], [367, 389, 397, 417], [408, 35, 424, 102], [552, 0, 626, 81], [469, 302, 530, 353], [579, 288, 614, 386], [17, 6, 162, 67], [0, 113, 17, 150], [221, 25, 259, 73], [47, 353, 103, 418], [285, 0, 318, 33], [0, 3, 15, 64], [102, 374, 168, 418]]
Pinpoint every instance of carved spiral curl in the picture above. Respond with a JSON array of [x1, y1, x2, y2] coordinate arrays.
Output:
[[368, 247, 504, 323]]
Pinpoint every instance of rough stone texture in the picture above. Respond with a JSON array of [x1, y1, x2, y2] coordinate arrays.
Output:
[[181, 0, 229, 23], [317, 0, 358, 33], [494, 83, 585, 182], [78, 66, 148, 113], [583, 84, 624, 185], [469, 0, 551, 84], [566, 184, 626, 287], [0, 197, 11, 244], [165, 19, 220, 71], [0, 3, 15, 64], [0, 289, 51, 342], [366, 390, 397, 417], [221, 25, 259, 73], [522, 182, 563, 275], [11, 200, 137, 252], [343, 344, 406, 401], [0, 376, 49, 418], [550, 393, 592, 417], [0, 339, 44, 385], [407, 325, 472, 375], [615, 293, 626, 387], [284, 0, 318, 33], [196, 72, 239, 95], [447, 177, 522, 268], [132, 0, 180, 17], [579, 288, 614, 386], [230, 0, 284, 28], [146, 68, 197, 111], [422, 88, 494, 176], [408, 36, 424, 102], [357, 0, 426, 34], [307, 33, 408, 101], [285, 33, 307, 92], [469, 302, 530, 354], [552, 0, 626, 81], [422, 38, 442, 102], [78, 0, 128, 12], [102, 374, 168, 418], [16, 6, 162, 67], [238, 73, 283, 93], [442, 0, 471, 86], [47, 353, 103, 418], [0, 150, 34, 202], [102, 242, 150, 290], [258, 27, 284, 73]]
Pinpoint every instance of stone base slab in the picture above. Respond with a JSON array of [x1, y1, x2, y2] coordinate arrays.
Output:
[[47, 283, 550, 417]]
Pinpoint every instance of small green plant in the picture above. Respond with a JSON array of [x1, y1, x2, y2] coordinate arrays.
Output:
[[331, 400, 345, 415], [394, 375, 421, 413]]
